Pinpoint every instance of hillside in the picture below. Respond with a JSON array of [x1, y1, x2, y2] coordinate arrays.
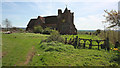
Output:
[[2, 33, 119, 66]]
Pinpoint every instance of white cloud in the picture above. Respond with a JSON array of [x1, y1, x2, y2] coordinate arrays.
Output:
[[1, 1, 119, 29], [27, 2, 56, 16], [74, 14, 106, 30], [73, 2, 118, 30]]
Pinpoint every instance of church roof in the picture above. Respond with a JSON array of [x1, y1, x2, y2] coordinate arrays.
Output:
[[44, 16, 57, 18], [64, 7, 69, 13]]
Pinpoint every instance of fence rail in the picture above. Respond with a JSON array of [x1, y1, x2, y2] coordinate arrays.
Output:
[[64, 36, 110, 51]]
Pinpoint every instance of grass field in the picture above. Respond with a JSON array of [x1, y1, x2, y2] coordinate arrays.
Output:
[[2, 33, 119, 66], [2, 33, 48, 66]]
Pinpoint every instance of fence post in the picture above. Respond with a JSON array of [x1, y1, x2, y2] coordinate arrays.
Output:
[[114, 41, 119, 48], [101, 44, 103, 49], [106, 37, 110, 51], [73, 36, 78, 49], [65, 38, 67, 44], [83, 40, 86, 49], [89, 39, 92, 49], [96, 40, 100, 50], [103, 40, 106, 49], [78, 38, 81, 49]]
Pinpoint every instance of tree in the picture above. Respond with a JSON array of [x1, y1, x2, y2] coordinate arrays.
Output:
[[103, 10, 120, 28], [2, 19, 12, 31], [95, 29, 101, 35], [33, 26, 43, 33], [103, 9, 120, 44], [46, 30, 64, 43]]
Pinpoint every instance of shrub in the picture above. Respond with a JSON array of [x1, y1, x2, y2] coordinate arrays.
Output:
[[39, 41, 74, 52], [42, 27, 52, 34], [95, 29, 101, 35], [11, 27, 17, 30], [46, 30, 64, 43], [19, 28, 24, 32], [33, 26, 43, 33]]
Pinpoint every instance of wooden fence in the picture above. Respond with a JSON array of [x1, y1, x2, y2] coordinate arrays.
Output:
[[64, 36, 110, 51]]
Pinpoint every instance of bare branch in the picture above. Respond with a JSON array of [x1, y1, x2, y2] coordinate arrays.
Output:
[[103, 10, 119, 28]]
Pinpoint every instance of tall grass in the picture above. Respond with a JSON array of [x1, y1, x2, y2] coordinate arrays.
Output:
[[99, 30, 120, 47]]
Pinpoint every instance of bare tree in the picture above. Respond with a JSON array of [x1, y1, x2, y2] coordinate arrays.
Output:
[[2, 19, 12, 31]]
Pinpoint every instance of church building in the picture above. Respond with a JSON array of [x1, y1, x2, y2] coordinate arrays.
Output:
[[26, 7, 77, 35]]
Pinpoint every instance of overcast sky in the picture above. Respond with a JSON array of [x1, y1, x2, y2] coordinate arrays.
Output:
[[1, 0, 119, 30]]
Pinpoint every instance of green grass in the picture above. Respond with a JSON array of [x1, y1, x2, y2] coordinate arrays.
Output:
[[2, 33, 48, 66], [29, 41, 118, 66], [2, 33, 119, 66], [62, 34, 100, 40]]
